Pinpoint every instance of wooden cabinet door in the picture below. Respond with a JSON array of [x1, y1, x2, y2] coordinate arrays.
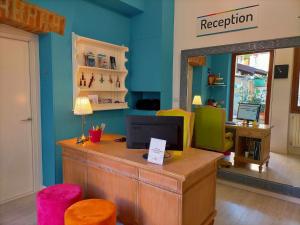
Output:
[[87, 165, 138, 225], [62, 156, 87, 195], [182, 172, 216, 225], [138, 182, 181, 225]]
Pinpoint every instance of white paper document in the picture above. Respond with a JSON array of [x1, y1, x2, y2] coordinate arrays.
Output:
[[147, 138, 166, 165]]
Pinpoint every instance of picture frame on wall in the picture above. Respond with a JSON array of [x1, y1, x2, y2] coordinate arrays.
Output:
[[274, 64, 289, 79]]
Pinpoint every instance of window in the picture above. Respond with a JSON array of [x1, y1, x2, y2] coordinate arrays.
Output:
[[229, 51, 274, 124], [291, 48, 300, 113]]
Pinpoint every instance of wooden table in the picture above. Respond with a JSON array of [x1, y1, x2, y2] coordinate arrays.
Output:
[[226, 123, 272, 173], [58, 134, 222, 225]]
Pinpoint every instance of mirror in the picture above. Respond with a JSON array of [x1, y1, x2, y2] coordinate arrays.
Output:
[[180, 36, 300, 197], [188, 51, 272, 123]]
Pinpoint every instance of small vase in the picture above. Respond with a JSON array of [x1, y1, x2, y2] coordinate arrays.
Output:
[[208, 74, 216, 85]]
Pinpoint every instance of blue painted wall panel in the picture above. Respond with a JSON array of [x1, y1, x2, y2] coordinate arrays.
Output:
[[201, 56, 211, 104], [130, 36, 162, 91], [192, 54, 232, 119], [29, 0, 174, 185], [86, 0, 144, 17], [130, 0, 162, 40], [160, 0, 174, 109], [31, 0, 131, 184], [39, 33, 56, 186], [192, 67, 202, 97], [130, 0, 174, 109], [210, 53, 232, 118], [130, 0, 163, 93]]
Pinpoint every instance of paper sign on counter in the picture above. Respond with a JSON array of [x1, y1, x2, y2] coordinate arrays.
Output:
[[147, 138, 166, 165]]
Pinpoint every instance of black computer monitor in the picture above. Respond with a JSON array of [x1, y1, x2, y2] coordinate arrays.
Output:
[[237, 103, 261, 122], [126, 115, 184, 151]]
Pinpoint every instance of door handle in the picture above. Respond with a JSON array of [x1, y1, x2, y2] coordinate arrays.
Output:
[[21, 117, 32, 122]]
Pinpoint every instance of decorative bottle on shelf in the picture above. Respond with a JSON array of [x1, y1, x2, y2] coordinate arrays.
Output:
[[208, 69, 216, 85], [84, 52, 95, 67], [214, 73, 224, 85], [97, 54, 108, 68]]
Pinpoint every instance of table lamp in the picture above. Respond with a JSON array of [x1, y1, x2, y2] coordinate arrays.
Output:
[[74, 97, 93, 142], [192, 95, 202, 106]]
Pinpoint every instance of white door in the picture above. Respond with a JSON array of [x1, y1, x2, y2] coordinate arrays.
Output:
[[0, 36, 34, 203]]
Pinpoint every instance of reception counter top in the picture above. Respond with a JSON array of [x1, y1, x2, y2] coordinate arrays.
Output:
[[59, 134, 222, 225]]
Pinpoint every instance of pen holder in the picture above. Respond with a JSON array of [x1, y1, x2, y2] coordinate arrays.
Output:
[[89, 129, 102, 143]]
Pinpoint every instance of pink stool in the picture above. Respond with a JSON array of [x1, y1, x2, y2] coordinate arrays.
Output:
[[37, 184, 82, 225]]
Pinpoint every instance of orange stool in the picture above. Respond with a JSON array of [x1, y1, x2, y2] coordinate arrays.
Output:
[[64, 199, 116, 225]]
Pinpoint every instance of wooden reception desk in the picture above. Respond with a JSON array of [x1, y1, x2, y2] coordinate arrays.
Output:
[[59, 134, 222, 225]]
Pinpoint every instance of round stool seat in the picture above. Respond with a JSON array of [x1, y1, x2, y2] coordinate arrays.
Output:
[[65, 199, 117, 225], [37, 184, 83, 225]]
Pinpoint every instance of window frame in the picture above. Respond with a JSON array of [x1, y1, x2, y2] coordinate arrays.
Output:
[[291, 48, 300, 113]]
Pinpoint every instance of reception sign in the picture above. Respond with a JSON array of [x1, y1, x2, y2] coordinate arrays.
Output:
[[196, 4, 259, 37], [0, 0, 65, 35]]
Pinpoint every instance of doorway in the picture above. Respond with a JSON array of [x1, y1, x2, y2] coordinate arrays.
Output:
[[0, 25, 41, 204], [229, 51, 274, 124]]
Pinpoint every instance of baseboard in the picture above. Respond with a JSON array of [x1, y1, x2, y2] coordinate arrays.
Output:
[[0, 191, 34, 205], [288, 147, 300, 155], [217, 179, 300, 205]]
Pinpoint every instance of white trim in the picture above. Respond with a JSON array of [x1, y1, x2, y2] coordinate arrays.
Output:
[[0, 191, 35, 205], [76, 33, 128, 51], [0, 24, 42, 193], [0, 187, 45, 205], [288, 147, 300, 155], [217, 179, 300, 205]]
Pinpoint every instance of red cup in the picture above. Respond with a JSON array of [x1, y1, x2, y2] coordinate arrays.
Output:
[[89, 129, 102, 143]]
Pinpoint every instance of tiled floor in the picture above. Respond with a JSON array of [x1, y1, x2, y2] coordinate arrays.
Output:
[[1, 183, 300, 225], [222, 152, 300, 187]]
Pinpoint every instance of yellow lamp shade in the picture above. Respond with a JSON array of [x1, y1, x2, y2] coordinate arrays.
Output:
[[74, 97, 93, 115], [192, 95, 202, 105]]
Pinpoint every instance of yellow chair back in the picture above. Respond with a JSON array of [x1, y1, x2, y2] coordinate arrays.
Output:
[[156, 108, 195, 148]]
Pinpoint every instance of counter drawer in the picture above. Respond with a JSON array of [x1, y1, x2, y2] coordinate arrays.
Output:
[[87, 152, 138, 179], [62, 147, 87, 162], [139, 169, 180, 193]]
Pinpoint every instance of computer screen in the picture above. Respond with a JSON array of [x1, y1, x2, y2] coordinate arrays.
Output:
[[126, 115, 184, 150], [237, 103, 261, 122]]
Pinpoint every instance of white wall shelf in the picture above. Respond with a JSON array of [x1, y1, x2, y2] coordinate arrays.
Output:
[[72, 32, 129, 111], [91, 103, 128, 111], [78, 65, 128, 74], [76, 35, 128, 52], [79, 88, 128, 92]]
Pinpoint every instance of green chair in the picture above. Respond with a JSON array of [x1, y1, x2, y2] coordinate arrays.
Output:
[[193, 106, 233, 153]]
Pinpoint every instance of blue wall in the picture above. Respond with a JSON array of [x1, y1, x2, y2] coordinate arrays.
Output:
[[210, 53, 232, 118], [130, 0, 174, 109], [30, 0, 174, 186], [192, 53, 232, 118], [191, 56, 211, 104], [86, 0, 145, 16], [192, 67, 202, 98]]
